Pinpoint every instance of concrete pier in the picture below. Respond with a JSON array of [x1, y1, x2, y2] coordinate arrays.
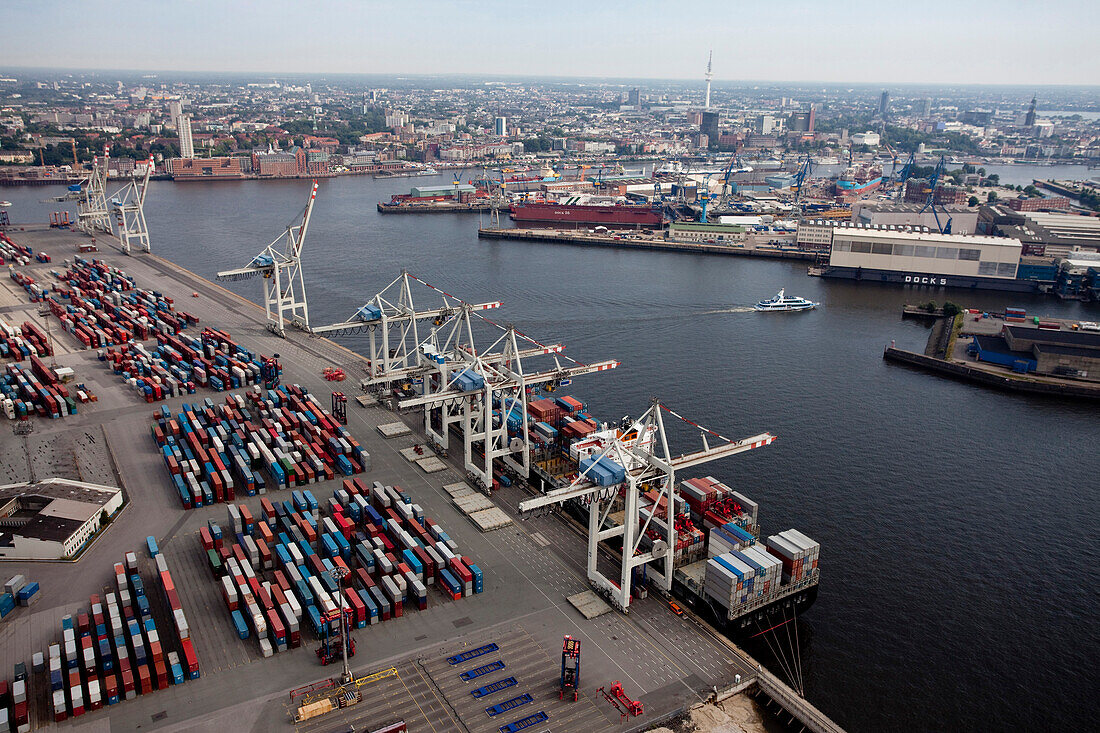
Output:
[[478, 226, 819, 261]]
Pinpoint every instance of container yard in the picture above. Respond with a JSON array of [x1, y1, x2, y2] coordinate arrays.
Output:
[[0, 221, 839, 733]]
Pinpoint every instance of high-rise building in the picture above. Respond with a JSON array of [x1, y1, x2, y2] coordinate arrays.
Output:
[[701, 111, 720, 142], [879, 90, 890, 118], [168, 99, 182, 124], [789, 107, 815, 133], [1024, 96, 1037, 128], [627, 88, 641, 108], [920, 97, 932, 118], [755, 114, 777, 135], [494, 116, 507, 137], [177, 115, 194, 159]]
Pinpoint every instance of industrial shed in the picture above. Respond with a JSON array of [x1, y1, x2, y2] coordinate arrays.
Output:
[[0, 478, 123, 560]]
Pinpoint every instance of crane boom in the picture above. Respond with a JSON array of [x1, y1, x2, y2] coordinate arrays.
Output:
[[517, 432, 776, 512], [395, 359, 619, 410], [311, 300, 501, 334]]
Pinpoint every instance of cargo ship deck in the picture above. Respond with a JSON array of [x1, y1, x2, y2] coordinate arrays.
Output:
[[0, 225, 832, 732]]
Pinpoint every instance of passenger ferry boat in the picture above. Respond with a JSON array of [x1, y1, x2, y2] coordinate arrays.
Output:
[[753, 289, 818, 312]]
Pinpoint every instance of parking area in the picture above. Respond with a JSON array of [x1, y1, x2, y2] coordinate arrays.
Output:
[[293, 627, 614, 733]]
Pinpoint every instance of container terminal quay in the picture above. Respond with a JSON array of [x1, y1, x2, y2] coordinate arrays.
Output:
[[0, 204, 841, 731]]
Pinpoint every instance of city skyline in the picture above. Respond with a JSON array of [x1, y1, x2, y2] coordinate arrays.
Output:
[[2, 0, 1097, 86]]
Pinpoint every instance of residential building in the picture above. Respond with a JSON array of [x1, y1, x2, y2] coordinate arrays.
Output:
[[177, 115, 194, 158]]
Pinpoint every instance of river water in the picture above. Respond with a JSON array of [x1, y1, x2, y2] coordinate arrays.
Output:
[[3, 175, 1099, 732]]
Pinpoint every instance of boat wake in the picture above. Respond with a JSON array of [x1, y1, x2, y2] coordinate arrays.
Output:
[[702, 306, 756, 314]]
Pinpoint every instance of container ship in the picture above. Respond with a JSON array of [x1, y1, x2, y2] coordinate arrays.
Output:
[[510, 196, 665, 229], [668, 476, 819, 638], [521, 396, 820, 641]]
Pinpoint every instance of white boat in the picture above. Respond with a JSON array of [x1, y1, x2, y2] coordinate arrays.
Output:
[[753, 289, 818, 312]]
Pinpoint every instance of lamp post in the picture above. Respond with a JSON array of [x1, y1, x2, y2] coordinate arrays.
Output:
[[328, 567, 352, 684]]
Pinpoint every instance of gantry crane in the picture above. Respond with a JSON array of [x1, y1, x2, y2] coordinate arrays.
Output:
[[396, 323, 618, 491], [917, 155, 952, 234], [314, 273, 618, 490], [109, 155, 154, 254], [77, 146, 112, 235], [518, 400, 776, 612], [216, 180, 318, 336], [312, 271, 501, 385]]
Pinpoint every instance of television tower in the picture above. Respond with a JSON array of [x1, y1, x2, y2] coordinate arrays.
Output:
[[704, 51, 713, 109]]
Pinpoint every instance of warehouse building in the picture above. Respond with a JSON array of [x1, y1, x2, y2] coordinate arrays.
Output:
[[970, 325, 1100, 379], [0, 478, 123, 560], [823, 223, 1026, 290], [979, 206, 1100, 257], [667, 222, 746, 243], [851, 202, 979, 235]]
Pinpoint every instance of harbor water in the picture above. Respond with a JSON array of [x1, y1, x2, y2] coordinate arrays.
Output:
[[4, 175, 1099, 732]]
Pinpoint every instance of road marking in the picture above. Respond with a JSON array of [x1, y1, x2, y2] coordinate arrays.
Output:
[[395, 670, 439, 733]]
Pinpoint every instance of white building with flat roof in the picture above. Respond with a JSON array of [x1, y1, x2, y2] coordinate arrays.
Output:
[[825, 223, 1025, 289], [0, 478, 123, 560]]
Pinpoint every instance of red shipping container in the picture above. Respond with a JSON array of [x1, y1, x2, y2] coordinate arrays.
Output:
[[138, 664, 153, 695], [181, 638, 199, 677], [154, 659, 169, 689]]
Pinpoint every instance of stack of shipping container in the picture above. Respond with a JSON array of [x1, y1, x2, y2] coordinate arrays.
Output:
[[0, 232, 34, 264], [151, 385, 370, 509], [41, 257, 199, 349], [0, 320, 51, 361], [202, 478, 482, 655], [36, 551, 199, 722], [765, 529, 820, 585], [1, 576, 39, 620], [8, 270, 48, 303], [682, 479, 821, 617], [2, 357, 95, 420], [103, 326, 273, 402], [3, 663, 30, 733]]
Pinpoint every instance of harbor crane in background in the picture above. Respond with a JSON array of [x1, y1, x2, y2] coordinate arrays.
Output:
[[791, 156, 813, 214], [882, 145, 915, 193], [216, 180, 318, 336], [918, 155, 953, 234], [718, 156, 751, 208], [699, 173, 714, 223], [518, 400, 776, 612], [109, 155, 154, 254], [77, 146, 112, 235]]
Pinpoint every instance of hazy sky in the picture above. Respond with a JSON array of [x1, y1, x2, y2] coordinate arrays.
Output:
[[3, 0, 1097, 85]]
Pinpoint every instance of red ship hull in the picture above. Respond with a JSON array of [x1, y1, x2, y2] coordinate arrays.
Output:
[[510, 202, 664, 228]]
